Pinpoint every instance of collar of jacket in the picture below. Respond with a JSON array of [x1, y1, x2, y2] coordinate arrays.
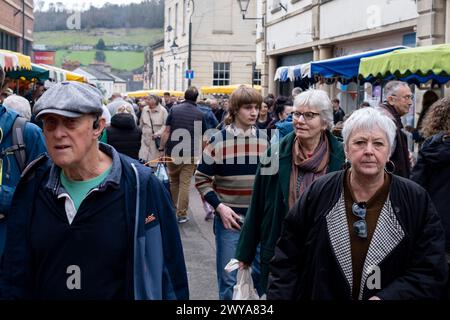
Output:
[[225, 123, 258, 137], [276, 130, 344, 203], [44, 143, 122, 196]]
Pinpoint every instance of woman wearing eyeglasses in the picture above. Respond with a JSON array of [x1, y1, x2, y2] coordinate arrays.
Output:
[[235, 89, 345, 295], [267, 107, 447, 300]]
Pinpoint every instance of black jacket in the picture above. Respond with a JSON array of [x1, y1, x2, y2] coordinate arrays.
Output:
[[379, 102, 411, 177], [411, 133, 450, 250], [267, 171, 448, 300], [107, 113, 142, 160]]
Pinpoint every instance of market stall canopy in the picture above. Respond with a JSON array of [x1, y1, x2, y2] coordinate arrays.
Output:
[[310, 46, 407, 81], [359, 43, 450, 84], [6, 63, 50, 81], [0, 49, 32, 71], [200, 84, 262, 95], [126, 89, 185, 98], [274, 63, 311, 82], [39, 64, 87, 83]]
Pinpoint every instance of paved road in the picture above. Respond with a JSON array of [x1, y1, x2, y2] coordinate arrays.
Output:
[[178, 181, 218, 300]]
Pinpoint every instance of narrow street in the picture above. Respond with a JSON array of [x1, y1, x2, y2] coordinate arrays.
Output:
[[178, 180, 218, 300]]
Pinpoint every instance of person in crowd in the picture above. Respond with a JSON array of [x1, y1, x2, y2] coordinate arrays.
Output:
[[3, 95, 32, 120], [256, 101, 272, 130], [412, 90, 439, 145], [106, 104, 142, 159], [377, 80, 414, 177], [291, 87, 302, 100], [195, 86, 268, 300], [0, 88, 13, 104], [159, 87, 207, 224], [411, 97, 450, 298], [138, 94, 168, 166], [267, 107, 447, 300], [332, 120, 344, 141], [211, 99, 224, 123], [267, 96, 292, 131], [236, 89, 345, 295], [358, 101, 371, 109], [0, 68, 47, 261], [197, 99, 219, 130], [332, 98, 346, 124], [0, 81, 188, 300], [163, 92, 172, 110]]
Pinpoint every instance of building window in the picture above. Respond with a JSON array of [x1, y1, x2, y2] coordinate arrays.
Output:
[[253, 68, 262, 86], [213, 62, 230, 86], [403, 33, 416, 47], [0, 32, 18, 52]]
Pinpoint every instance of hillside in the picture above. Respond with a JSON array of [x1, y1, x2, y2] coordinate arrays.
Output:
[[34, 28, 162, 71], [55, 50, 145, 71], [34, 28, 163, 48]]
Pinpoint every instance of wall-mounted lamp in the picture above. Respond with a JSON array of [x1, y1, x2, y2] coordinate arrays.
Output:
[[170, 40, 179, 56], [237, 0, 264, 26], [159, 57, 165, 70]]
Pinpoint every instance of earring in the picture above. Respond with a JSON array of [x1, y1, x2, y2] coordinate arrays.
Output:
[[343, 159, 351, 170], [384, 160, 395, 174]]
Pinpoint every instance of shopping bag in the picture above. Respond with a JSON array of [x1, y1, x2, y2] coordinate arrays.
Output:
[[224, 259, 260, 300], [155, 162, 170, 191]]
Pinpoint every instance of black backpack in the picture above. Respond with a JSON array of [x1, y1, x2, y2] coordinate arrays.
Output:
[[1, 116, 27, 172]]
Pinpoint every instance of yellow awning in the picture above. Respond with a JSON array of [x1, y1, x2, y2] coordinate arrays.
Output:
[[126, 89, 185, 98], [0, 49, 32, 71], [200, 84, 261, 95]]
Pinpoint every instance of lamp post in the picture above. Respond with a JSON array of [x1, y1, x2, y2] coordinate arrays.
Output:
[[187, 0, 195, 87]]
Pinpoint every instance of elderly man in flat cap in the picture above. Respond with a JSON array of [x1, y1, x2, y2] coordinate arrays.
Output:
[[0, 81, 188, 300]]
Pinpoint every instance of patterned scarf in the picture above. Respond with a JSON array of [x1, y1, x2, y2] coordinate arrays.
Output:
[[289, 132, 330, 208]]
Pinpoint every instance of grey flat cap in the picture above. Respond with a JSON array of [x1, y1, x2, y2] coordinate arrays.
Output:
[[34, 81, 104, 120]]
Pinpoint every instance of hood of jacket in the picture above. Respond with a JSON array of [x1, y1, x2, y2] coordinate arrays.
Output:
[[419, 132, 450, 166], [111, 113, 137, 130]]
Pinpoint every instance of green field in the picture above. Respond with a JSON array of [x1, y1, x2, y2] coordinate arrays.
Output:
[[35, 28, 163, 47], [55, 50, 144, 71]]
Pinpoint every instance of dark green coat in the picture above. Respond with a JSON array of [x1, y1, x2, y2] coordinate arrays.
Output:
[[235, 130, 345, 293]]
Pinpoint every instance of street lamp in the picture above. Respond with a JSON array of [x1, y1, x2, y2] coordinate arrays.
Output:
[[187, 0, 195, 86], [237, 0, 264, 26], [159, 57, 165, 70], [170, 39, 179, 56]]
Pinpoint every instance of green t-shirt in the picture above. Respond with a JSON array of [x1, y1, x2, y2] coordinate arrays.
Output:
[[60, 166, 112, 211]]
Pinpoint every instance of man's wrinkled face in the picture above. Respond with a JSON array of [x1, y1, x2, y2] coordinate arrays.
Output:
[[388, 86, 413, 116], [41, 114, 102, 169]]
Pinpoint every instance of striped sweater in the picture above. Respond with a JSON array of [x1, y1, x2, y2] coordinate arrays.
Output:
[[194, 125, 268, 215]]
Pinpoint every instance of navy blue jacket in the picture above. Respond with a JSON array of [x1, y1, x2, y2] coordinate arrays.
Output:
[[0, 105, 46, 259], [0, 143, 189, 299]]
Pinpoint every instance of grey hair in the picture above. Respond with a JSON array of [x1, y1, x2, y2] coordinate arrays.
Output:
[[342, 107, 397, 157], [292, 87, 302, 97], [294, 89, 334, 129], [3, 95, 32, 120], [383, 80, 409, 99]]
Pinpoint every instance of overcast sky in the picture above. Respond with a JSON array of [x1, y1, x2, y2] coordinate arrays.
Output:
[[36, 0, 146, 11]]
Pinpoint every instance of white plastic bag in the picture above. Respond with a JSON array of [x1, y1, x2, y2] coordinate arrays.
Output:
[[155, 162, 169, 183], [224, 259, 260, 300]]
